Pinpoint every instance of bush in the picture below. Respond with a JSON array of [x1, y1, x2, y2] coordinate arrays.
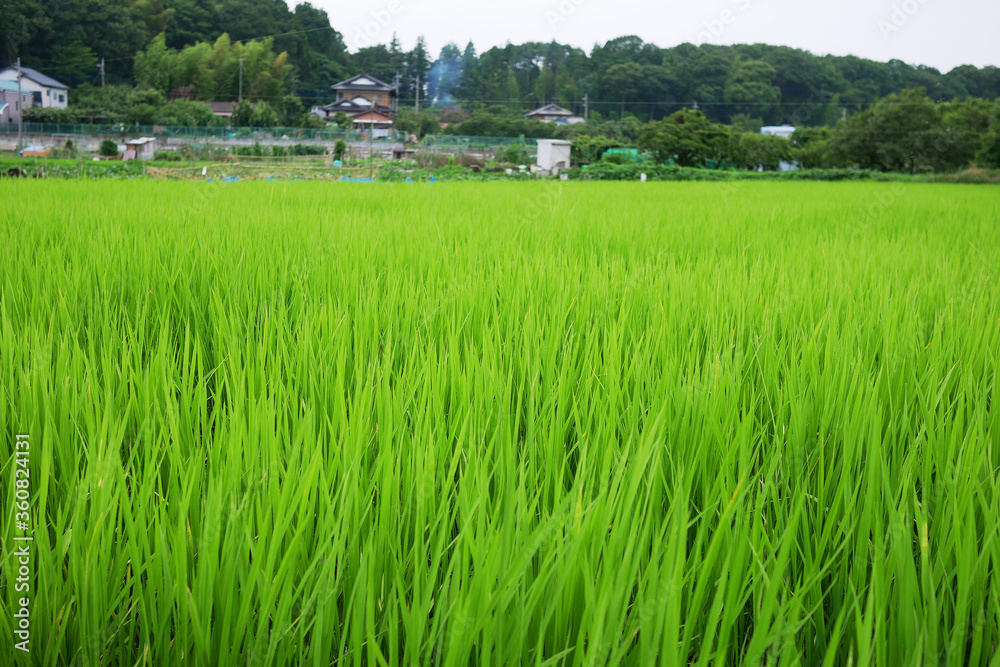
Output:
[[495, 143, 532, 166], [99, 140, 119, 157]]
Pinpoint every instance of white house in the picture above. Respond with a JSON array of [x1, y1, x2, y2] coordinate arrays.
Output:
[[526, 104, 586, 125], [761, 125, 796, 139], [0, 66, 69, 109]]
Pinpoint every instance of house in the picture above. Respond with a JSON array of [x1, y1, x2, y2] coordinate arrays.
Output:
[[348, 109, 396, 137], [0, 81, 35, 124], [761, 125, 796, 139], [123, 137, 157, 161], [311, 73, 398, 133], [331, 73, 396, 109], [0, 66, 69, 108], [525, 103, 585, 125], [207, 102, 234, 118]]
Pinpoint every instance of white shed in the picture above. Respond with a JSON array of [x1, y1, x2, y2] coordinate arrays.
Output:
[[536, 139, 572, 175]]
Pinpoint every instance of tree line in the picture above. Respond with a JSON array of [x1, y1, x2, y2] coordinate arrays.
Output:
[[4, 0, 1000, 119]]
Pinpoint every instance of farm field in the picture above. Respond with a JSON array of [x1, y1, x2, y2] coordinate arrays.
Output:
[[1, 180, 999, 665]]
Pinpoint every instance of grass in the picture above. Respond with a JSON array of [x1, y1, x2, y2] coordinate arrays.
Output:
[[1, 180, 998, 665]]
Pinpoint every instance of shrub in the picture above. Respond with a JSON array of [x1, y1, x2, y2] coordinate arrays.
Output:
[[99, 139, 119, 157]]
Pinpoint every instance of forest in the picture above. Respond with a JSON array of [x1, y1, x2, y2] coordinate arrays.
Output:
[[5, 0, 1000, 121]]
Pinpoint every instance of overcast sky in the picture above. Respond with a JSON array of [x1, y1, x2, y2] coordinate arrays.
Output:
[[311, 0, 998, 73]]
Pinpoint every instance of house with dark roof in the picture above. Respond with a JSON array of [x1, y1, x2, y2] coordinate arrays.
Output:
[[311, 73, 398, 135], [0, 65, 69, 109], [331, 73, 396, 109], [525, 103, 585, 125]]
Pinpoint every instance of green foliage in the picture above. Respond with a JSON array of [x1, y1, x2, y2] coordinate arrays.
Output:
[[126, 87, 166, 124], [302, 114, 328, 129], [395, 108, 441, 138], [332, 111, 350, 129], [638, 109, 729, 167], [445, 111, 569, 139], [831, 88, 942, 173], [571, 135, 622, 163], [494, 143, 532, 165], [231, 101, 281, 127], [135, 32, 291, 103], [98, 139, 119, 156], [791, 127, 834, 169], [333, 139, 346, 161], [157, 99, 218, 127]]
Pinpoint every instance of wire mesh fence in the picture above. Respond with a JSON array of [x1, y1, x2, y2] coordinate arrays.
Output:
[[1, 122, 541, 149], [0, 122, 407, 143]]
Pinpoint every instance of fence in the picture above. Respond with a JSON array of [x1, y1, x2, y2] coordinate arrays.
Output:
[[0, 122, 407, 143], [424, 135, 538, 148], [1, 122, 550, 151]]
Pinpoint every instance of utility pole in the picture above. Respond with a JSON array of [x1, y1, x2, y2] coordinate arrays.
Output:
[[583, 94, 589, 121], [99, 58, 105, 88], [16, 57, 23, 150], [413, 74, 420, 113], [238, 57, 244, 102]]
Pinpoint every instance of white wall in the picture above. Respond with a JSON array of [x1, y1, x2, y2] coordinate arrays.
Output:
[[537, 140, 572, 174]]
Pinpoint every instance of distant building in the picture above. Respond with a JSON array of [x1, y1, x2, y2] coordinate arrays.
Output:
[[0, 81, 35, 124], [525, 104, 585, 125], [761, 125, 796, 139], [536, 139, 572, 175], [331, 73, 397, 108], [123, 137, 157, 161], [0, 66, 69, 108], [311, 73, 398, 136], [207, 102, 234, 118]]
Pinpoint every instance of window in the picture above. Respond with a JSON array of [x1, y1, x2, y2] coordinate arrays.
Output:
[[374, 95, 381, 103], [59, 94, 64, 103]]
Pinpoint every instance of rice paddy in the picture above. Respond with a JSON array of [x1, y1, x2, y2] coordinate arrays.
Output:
[[1, 180, 999, 666]]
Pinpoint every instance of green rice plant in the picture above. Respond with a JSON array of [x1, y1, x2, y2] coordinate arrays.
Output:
[[0, 181, 998, 666]]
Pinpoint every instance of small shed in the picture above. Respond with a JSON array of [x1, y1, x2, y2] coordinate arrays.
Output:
[[123, 137, 157, 161], [536, 139, 572, 175]]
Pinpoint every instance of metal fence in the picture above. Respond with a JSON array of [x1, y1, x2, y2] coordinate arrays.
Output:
[[0, 122, 407, 143], [424, 135, 538, 147], [1, 121, 548, 149]]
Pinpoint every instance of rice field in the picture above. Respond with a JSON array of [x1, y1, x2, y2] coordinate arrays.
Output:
[[1, 180, 999, 666]]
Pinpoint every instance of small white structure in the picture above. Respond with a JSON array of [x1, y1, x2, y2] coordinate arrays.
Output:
[[123, 137, 157, 161], [0, 66, 69, 108], [536, 139, 572, 175], [761, 124, 796, 139]]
